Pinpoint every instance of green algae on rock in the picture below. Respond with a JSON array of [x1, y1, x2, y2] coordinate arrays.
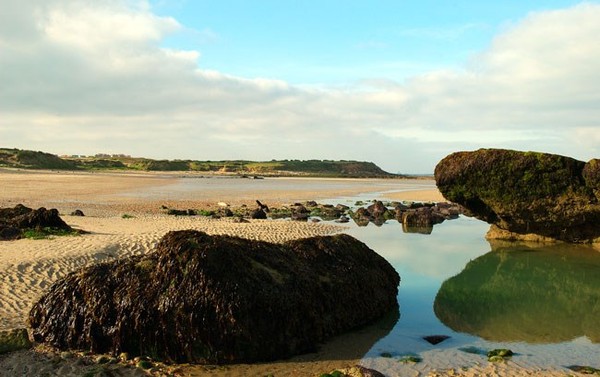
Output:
[[434, 148, 600, 243]]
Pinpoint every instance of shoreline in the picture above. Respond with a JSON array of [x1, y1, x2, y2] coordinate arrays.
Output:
[[0, 170, 588, 377]]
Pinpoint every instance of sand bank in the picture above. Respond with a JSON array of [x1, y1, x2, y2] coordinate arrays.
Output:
[[0, 169, 445, 216], [0, 215, 344, 331]]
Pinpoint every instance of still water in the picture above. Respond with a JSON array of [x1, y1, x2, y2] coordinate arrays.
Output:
[[318, 195, 600, 371], [131, 177, 600, 371]]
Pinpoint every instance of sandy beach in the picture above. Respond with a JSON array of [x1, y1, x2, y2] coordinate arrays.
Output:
[[0, 170, 583, 376]]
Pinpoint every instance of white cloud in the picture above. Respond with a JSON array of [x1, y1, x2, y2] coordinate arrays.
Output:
[[0, 1, 598, 173]]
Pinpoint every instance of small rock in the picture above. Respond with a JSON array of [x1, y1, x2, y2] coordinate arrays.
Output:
[[250, 208, 267, 219], [70, 209, 85, 216], [423, 335, 450, 345]]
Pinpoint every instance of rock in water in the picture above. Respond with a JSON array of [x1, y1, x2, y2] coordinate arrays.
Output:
[[29, 230, 400, 363], [434, 149, 600, 243]]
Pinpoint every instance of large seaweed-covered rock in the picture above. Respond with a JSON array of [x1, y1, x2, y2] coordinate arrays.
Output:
[[29, 230, 400, 364], [434, 149, 600, 242], [0, 204, 73, 240]]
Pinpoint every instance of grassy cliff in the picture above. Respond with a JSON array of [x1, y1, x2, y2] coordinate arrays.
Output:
[[0, 148, 399, 178]]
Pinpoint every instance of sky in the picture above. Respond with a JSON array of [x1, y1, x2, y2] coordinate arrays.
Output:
[[0, 1, 599, 174]]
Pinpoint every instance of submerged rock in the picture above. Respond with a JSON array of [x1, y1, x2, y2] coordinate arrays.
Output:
[[435, 148, 600, 243], [29, 230, 400, 364]]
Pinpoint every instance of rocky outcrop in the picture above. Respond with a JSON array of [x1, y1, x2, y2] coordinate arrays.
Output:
[[0, 204, 74, 240], [29, 230, 400, 364], [435, 149, 600, 243]]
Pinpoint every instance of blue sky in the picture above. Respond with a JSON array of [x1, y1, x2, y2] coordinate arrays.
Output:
[[150, 0, 579, 84], [0, 0, 598, 173]]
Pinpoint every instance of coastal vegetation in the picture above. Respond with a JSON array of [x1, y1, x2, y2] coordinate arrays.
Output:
[[0, 148, 398, 178]]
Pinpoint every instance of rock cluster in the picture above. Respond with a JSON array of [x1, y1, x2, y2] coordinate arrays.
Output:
[[29, 230, 400, 364], [0, 204, 74, 240], [350, 200, 460, 233], [435, 149, 600, 242]]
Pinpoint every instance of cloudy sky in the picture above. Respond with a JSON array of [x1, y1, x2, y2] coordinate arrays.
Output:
[[0, 0, 598, 174]]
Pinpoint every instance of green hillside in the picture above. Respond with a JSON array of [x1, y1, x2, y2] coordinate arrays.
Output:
[[0, 148, 399, 178], [0, 148, 78, 170]]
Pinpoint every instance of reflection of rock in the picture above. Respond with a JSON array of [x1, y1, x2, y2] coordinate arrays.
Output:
[[30, 230, 400, 363], [422, 335, 450, 345], [434, 242, 600, 343], [435, 148, 600, 243], [401, 224, 432, 235]]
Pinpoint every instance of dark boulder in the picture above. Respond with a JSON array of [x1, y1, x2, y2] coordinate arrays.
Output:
[[291, 204, 310, 221], [0, 205, 74, 240], [29, 230, 400, 364], [167, 209, 197, 216], [350, 207, 371, 227], [367, 201, 388, 218], [250, 208, 267, 219], [335, 204, 350, 211], [399, 207, 445, 228], [216, 207, 234, 217], [350, 201, 393, 226], [435, 149, 600, 243], [70, 209, 85, 217], [11, 207, 70, 229]]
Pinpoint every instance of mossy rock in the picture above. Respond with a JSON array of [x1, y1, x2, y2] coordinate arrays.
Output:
[[487, 348, 513, 358], [434, 149, 600, 242], [0, 328, 32, 354]]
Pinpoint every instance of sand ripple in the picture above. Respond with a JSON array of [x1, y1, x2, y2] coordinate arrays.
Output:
[[0, 215, 344, 331]]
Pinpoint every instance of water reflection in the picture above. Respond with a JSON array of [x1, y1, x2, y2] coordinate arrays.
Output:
[[434, 240, 600, 343]]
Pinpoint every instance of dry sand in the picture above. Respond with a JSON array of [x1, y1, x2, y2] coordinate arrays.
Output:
[[0, 170, 578, 376]]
